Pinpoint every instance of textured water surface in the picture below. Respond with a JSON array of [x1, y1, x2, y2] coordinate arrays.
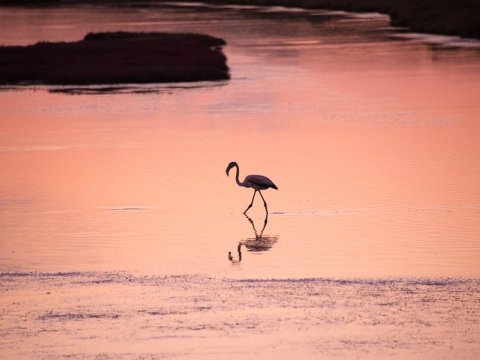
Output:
[[1, 2, 480, 358], [1, 272, 479, 359]]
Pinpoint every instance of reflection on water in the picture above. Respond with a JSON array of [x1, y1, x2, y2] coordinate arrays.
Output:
[[245, 212, 269, 240], [242, 213, 278, 252], [228, 243, 242, 263], [47, 81, 230, 95], [228, 213, 278, 263]]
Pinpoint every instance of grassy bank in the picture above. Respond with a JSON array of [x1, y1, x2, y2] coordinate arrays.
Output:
[[0, 32, 229, 85]]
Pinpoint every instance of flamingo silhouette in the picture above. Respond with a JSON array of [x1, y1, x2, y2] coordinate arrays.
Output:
[[225, 161, 278, 214]]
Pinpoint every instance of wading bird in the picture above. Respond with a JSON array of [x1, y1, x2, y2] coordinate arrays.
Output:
[[225, 161, 278, 214]]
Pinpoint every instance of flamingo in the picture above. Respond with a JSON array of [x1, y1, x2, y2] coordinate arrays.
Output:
[[225, 161, 278, 214]]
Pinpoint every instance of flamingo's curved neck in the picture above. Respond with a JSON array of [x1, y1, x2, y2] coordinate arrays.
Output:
[[234, 164, 244, 187]]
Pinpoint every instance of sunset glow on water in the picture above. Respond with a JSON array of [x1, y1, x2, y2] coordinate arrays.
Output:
[[1, 2, 479, 359]]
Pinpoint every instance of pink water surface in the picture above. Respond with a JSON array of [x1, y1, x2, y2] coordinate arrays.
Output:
[[0, 3, 479, 359]]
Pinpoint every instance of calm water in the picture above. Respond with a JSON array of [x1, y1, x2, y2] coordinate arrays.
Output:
[[0, 2, 479, 359]]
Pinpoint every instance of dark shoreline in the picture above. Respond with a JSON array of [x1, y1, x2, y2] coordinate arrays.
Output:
[[1, 0, 479, 40], [204, 0, 480, 40], [0, 32, 229, 86]]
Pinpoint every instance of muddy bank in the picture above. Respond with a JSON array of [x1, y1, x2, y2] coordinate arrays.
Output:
[[0, 32, 229, 85]]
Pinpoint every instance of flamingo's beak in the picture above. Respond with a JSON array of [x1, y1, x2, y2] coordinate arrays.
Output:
[[225, 164, 232, 176]]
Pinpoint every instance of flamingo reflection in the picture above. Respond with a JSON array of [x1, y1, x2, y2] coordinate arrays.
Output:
[[228, 213, 278, 264], [228, 243, 242, 264]]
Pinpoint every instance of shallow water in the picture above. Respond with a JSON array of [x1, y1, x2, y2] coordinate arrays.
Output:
[[2, 272, 479, 359], [0, 2, 480, 358]]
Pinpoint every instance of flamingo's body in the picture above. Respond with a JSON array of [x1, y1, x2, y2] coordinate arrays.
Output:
[[226, 161, 278, 213]]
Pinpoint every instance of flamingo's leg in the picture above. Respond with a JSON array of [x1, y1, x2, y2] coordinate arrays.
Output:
[[258, 190, 268, 214], [244, 190, 257, 214]]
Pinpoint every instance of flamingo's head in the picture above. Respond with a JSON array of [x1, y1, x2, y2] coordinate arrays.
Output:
[[226, 161, 238, 176]]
